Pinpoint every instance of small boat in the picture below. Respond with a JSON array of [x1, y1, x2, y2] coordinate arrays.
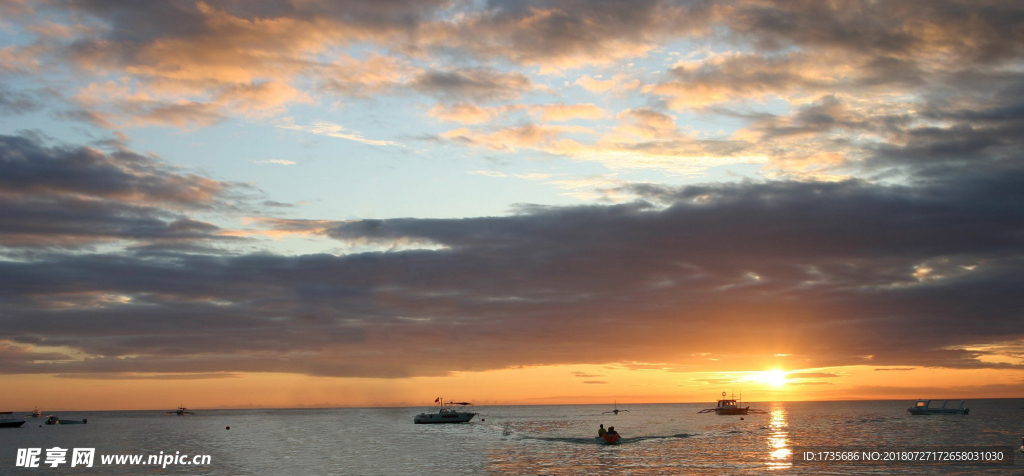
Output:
[[44, 415, 87, 425], [414, 398, 477, 424], [0, 412, 26, 428], [602, 401, 629, 415], [597, 427, 622, 444], [698, 392, 767, 415], [165, 406, 195, 416], [27, 407, 43, 418], [907, 399, 969, 415]]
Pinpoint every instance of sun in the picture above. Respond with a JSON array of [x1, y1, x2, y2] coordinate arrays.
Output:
[[761, 370, 788, 387]]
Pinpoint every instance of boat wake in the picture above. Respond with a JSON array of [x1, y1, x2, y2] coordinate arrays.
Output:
[[516, 433, 697, 445]]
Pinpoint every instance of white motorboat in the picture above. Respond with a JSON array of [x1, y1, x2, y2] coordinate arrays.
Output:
[[414, 398, 477, 424], [165, 406, 195, 416], [0, 412, 26, 428], [907, 399, 969, 415]]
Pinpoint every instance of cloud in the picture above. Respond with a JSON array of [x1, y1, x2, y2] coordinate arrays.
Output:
[[3, 159, 1020, 377], [440, 124, 593, 152], [0, 134, 228, 207], [0, 133, 238, 249], [725, 0, 1024, 65], [441, 110, 759, 175], [0, 86, 41, 115], [276, 120, 402, 147], [575, 75, 617, 93], [427, 103, 512, 124], [418, 0, 713, 71], [410, 68, 532, 102], [787, 372, 841, 379], [216, 81, 311, 118], [533, 104, 606, 122], [255, 159, 297, 166], [319, 53, 419, 98], [652, 52, 837, 109]]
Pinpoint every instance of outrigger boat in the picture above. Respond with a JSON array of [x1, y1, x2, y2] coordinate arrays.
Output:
[[165, 406, 195, 416], [698, 391, 767, 415], [0, 412, 26, 428], [414, 398, 477, 424], [602, 401, 629, 415], [45, 415, 87, 425], [907, 399, 969, 415]]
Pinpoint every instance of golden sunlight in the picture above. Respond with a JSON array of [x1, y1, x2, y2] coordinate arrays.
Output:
[[760, 370, 788, 387]]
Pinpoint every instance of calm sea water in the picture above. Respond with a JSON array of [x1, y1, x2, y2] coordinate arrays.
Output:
[[1, 400, 1022, 475]]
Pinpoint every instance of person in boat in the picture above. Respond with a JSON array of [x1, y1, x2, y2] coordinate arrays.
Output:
[[597, 424, 606, 438], [603, 426, 620, 443]]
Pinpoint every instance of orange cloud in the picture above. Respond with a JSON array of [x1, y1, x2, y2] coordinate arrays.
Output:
[[441, 124, 595, 152], [534, 103, 606, 122], [428, 103, 510, 124]]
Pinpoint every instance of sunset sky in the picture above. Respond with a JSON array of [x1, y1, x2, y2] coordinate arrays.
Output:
[[1, 0, 1023, 410]]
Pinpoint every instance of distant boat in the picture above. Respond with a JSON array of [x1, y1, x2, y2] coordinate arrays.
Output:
[[0, 412, 26, 428], [44, 415, 87, 425], [27, 407, 42, 418], [907, 399, 969, 415], [603, 401, 629, 415], [698, 391, 767, 415], [165, 406, 195, 416], [414, 398, 477, 424]]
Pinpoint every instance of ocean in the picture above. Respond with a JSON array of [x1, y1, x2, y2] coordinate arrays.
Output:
[[1, 399, 1021, 475]]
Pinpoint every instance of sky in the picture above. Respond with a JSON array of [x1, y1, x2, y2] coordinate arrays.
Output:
[[1, 0, 1023, 410]]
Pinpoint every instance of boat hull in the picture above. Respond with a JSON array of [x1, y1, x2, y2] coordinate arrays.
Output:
[[414, 412, 477, 424], [0, 420, 26, 428], [715, 407, 749, 415], [908, 409, 968, 415]]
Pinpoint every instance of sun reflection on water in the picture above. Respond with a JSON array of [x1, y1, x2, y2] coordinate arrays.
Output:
[[765, 406, 792, 470]]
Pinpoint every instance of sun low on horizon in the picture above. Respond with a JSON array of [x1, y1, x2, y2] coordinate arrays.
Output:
[[1, 0, 1024, 412]]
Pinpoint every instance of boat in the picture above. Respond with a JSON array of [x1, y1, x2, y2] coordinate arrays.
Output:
[[602, 401, 629, 415], [414, 398, 477, 424], [598, 434, 622, 444], [165, 406, 195, 416], [698, 391, 767, 415], [27, 407, 42, 418], [597, 427, 622, 444], [44, 415, 87, 425], [907, 399, 969, 415], [0, 412, 26, 428]]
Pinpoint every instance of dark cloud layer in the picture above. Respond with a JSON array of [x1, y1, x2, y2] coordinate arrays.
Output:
[[2, 143, 1022, 376], [0, 133, 233, 249]]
